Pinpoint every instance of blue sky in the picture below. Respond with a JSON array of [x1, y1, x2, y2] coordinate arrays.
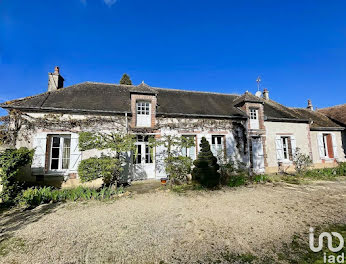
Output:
[[1, 0, 346, 117]]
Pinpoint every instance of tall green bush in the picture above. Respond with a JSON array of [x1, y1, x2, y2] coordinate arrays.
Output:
[[77, 155, 121, 186], [192, 137, 220, 188], [0, 147, 34, 204]]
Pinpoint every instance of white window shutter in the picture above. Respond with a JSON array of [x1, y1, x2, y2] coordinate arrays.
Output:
[[317, 133, 325, 158], [69, 133, 82, 172], [275, 136, 284, 161], [31, 133, 47, 175], [331, 133, 338, 158], [290, 135, 297, 156]]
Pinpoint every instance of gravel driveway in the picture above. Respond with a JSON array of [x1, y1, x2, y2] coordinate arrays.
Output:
[[1, 180, 346, 264]]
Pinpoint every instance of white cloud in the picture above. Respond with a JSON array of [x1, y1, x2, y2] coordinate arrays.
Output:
[[104, 0, 117, 7]]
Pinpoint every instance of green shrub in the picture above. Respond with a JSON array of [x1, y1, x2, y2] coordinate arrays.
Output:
[[228, 173, 247, 187], [20, 187, 53, 207], [19, 186, 123, 208], [0, 147, 34, 204], [78, 155, 121, 186], [192, 137, 220, 188], [292, 147, 312, 174], [165, 156, 192, 184], [252, 174, 268, 183]]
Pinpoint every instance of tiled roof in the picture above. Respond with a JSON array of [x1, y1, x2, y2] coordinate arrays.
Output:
[[318, 104, 346, 127]]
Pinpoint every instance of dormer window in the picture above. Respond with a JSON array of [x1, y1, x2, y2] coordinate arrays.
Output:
[[249, 108, 259, 129], [136, 101, 151, 127]]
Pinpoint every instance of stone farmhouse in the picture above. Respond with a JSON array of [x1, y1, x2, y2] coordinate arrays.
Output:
[[1, 67, 345, 186]]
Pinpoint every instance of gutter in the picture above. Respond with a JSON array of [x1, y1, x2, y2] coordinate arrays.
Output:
[[265, 117, 310, 123], [310, 127, 345, 131], [0, 105, 248, 119], [156, 112, 247, 119], [0, 105, 130, 115]]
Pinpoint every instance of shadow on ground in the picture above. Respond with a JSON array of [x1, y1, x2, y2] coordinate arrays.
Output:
[[0, 202, 61, 243]]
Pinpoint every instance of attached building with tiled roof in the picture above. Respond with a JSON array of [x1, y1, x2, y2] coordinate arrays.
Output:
[[1, 67, 345, 185]]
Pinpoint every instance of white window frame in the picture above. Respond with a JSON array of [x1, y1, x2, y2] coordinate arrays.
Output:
[[281, 136, 290, 161], [249, 108, 259, 129], [211, 135, 225, 161], [322, 134, 329, 158], [49, 135, 71, 171], [133, 135, 153, 164], [136, 101, 151, 127], [181, 135, 196, 160]]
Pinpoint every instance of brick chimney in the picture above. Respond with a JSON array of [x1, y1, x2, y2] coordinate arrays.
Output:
[[48, 66, 64, 92], [307, 99, 313, 111], [263, 88, 269, 100]]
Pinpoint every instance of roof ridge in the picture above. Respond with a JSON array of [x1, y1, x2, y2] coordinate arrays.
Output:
[[317, 103, 346, 110], [78, 81, 240, 96]]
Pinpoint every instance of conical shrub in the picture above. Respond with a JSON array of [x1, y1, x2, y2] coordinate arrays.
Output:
[[192, 137, 220, 188]]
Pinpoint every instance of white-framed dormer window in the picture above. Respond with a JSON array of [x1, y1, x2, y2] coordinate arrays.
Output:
[[249, 108, 259, 129], [136, 101, 151, 127], [50, 135, 71, 170]]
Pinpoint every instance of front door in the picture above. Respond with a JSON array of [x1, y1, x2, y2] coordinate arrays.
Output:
[[251, 137, 265, 174], [133, 135, 155, 180]]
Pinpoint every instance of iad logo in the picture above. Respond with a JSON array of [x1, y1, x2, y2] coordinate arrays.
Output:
[[309, 227, 345, 263]]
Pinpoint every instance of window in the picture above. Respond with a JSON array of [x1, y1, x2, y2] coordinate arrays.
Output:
[[50, 135, 71, 170], [249, 108, 259, 129], [281, 136, 291, 160], [133, 135, 153, 164], [321, 133, 334, 159], [136, 101, 151, 127], [211, 135, 224, 161], [181, 135, 196, 160], [275, 135, 296, 162], [250, 109, 257, 119], [136, 102, 150, 115]]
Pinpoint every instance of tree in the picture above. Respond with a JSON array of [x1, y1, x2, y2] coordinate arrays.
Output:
[[192, 137, 220, 188], [78, 132, 136, 186], [119, 73, 132, 85], [154, 135, 195, 184]]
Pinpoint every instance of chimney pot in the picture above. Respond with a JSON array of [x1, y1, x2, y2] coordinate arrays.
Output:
[[263, 88, 269, 100], [54, 66, 60, 75], [307, 99, 314, 111]]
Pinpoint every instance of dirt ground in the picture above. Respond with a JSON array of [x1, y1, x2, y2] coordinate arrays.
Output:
[[1, 180, 346, 264]]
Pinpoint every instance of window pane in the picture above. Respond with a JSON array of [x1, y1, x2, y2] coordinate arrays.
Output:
[[134, 145, 142, 164], [145, 145, 153, 163], [52, 137, 60, 147], [62, 138, 71, 169], [52, 148, 60, 158], [51, 159, 59, 169], [62, 159, 70, 169], [217, 137, 222, 144]]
